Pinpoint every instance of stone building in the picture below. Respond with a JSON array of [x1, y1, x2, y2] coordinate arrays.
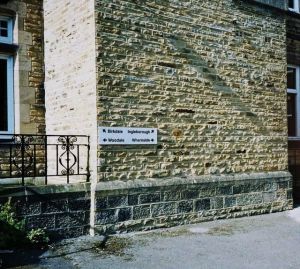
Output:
[[0, 0, 298, 237], [0, 0, 44, 135]]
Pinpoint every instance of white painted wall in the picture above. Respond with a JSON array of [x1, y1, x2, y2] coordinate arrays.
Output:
[[43, 0, 98, 234]]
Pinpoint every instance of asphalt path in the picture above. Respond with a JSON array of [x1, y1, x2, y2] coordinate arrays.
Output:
[[3, 208, 300, 269]]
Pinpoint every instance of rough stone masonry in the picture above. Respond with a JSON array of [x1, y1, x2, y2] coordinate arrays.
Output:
[[0, 0, 45, 178], [96, 0, 288, 180], [0, 0, 45, 134], [0, 0, 292, 237], [93, 0, 292, 233]]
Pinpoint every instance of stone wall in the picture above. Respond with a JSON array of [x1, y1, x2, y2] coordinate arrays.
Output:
[[0, 172, 292, 238], [44, 0, 97, 137], [1, 0, 291, 238], [94, 172, 292, 234], [0, 0, 45, 134], [0, 184, 91, 239], [96, 0, 287, 181], [0, 0, 45, 183], [43, 0, 98, 207]]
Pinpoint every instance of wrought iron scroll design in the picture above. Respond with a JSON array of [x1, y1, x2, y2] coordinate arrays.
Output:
[[12, 135, 34, 181], [0, 134, 90, 186], [58, 136, 78, 182]]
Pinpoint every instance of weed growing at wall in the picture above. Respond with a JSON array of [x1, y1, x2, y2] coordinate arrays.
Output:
[[0, 200, 49, 249]]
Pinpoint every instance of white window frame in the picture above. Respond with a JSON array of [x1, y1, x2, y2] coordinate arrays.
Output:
[[0, 55, 14, 135], [0, 16, 13, 44], [289, 0, 300, 13], [288, 65, 300, 138]]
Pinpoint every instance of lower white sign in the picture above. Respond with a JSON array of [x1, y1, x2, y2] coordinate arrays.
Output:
[[99, 127, 157, 145]]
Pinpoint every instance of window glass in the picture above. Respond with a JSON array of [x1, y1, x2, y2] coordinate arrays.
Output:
[[0, 20, 7, 28], [0, 29, 8, 37], [289, 0, 295, 9], [288, 93, 297, 137], [288, 67, 297, 90], [0, 59, 8, 131], [0, 17, 12, 43], [0, 19, 8, 37]]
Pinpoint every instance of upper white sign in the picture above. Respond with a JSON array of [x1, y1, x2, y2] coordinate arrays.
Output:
[[99, 127, 157, 145]]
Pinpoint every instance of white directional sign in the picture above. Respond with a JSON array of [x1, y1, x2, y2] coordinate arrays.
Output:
[[99, 127, 157, 145]]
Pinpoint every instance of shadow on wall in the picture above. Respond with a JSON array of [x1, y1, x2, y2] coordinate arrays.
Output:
[[0, 186, 90, 240], [166, 34, 273, 136]]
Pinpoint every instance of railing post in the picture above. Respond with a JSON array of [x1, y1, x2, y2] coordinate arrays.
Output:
[[66, 136, 70, 184], [44, 135, 48, 185], [9, 144, 12, 178], [87, 136, 90, 183], [56, 144, 59, 176], [21, 135, 25, 186]]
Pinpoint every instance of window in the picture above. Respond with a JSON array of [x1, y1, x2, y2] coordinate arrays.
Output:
[[0, 55, 13, 134], [0, 15, 14, 135], [287, 66, 300, 137], [0, 16, 12, 44], [289, 0, 300, 12]]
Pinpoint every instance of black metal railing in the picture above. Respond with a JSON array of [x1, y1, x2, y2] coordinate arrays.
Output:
[[0, 134, 90, 185]]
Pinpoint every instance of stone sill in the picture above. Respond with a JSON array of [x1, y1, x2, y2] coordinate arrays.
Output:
[[0, 176, 87, 186], [0, 182, 90, 198]]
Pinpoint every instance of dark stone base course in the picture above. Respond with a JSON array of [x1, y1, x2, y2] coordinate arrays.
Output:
[[0, 187, 91, 239], [96, 202, 291, 235], [94, 174, 293, 235], [0, 173, 293, 238]]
